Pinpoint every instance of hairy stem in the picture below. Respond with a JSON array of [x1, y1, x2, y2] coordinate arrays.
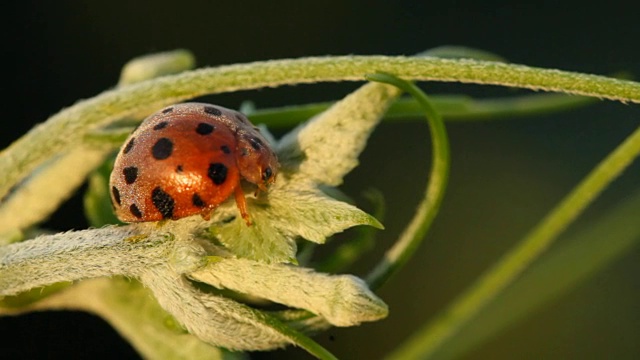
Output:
[[2, 55, 638, 199]]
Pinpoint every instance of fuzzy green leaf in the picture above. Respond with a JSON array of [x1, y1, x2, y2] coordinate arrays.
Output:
[[206, 83, 397, 263], [278, 83, 402, 186], [209, 183, 383, 263]]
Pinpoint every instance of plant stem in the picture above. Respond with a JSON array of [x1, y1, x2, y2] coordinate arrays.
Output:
[[2, 55, 639, 199], [387, 124, 640, 359], [247, 93, 594, 127], [363, 73, 450, 290]]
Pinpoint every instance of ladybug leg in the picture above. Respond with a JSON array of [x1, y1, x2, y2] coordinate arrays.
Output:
[[234, 185, 252, 226], [200, 211, 212, 221]]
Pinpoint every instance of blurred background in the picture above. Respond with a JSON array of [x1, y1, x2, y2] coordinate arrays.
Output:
[[3, 1, 640, 359]]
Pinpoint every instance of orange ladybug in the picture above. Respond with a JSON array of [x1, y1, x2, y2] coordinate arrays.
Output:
[[109, 103, 279, 224]]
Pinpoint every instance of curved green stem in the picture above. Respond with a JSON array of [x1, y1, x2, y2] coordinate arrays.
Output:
[[2, 55, 639, 199], [363, 73, 450, 290], [247, 93, 594, 127]]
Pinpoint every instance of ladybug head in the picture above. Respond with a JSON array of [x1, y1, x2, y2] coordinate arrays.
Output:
[[236, 131, 279, 191]]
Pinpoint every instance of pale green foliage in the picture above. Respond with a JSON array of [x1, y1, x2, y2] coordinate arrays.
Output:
[[209, 181, 383, 263], [207, 82, 396, 263], [0, 147, 109, 236], [3, 55, 639, 204], [2, 48, 640, 360], [278, 83, 402, 186], [0, 56, 397, 356], [190, 257, 388, 326], [119, 49, 196, 85]]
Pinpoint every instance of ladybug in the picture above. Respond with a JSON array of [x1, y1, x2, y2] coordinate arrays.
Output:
[[109, 102, 279, 225]]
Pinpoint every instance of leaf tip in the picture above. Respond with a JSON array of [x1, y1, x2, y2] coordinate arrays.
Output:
[[367, 215, 385, 230]]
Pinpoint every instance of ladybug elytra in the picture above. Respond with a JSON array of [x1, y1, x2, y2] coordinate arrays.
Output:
[[109, 102, 279, 225]]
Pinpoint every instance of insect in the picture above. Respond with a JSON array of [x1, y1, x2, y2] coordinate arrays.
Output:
[[109, 102, 279, 225]]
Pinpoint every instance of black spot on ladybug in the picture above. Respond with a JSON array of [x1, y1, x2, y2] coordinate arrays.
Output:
[[162, 107, 174, 114], [262, 167, 273, 181], [208, 163, 228, 185], [153, 121, 169, 130], [192, 193, 206, 207], [152, 138, 173, 160], [176, 165, 183, 173], [152, 187, 175, 219], [123, 137, 135, 154], [123, 166, 138, 184], [196, 123, 215, 135], [130, 204, 143, 218], [220, 145, 231, 154], [204, 106, 222, 116], [248, 137, 263, 150], [112, 186, 121, 205]]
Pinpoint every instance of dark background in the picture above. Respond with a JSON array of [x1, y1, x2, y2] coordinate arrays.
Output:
[[3, 1, 640, 359]]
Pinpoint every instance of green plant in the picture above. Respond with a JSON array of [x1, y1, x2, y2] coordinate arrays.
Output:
[[1, 48, 639, 359]]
